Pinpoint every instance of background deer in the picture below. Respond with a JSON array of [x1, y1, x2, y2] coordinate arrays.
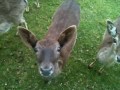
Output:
[[18, 0, 80, 79], [89, 18, 120, 73], [0, 0, 28, 34]]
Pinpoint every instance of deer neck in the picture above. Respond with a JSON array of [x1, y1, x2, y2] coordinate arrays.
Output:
[[108, 43, 117, 56]]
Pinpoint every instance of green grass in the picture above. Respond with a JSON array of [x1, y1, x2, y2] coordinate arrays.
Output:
[[0, 0, 120, 89]]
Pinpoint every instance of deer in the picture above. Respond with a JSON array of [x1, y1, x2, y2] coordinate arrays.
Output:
[[0, 0, 28, 34], [26, 0, 40, 12], [18, 0, 80, 79], [88, 18, 120, 73]]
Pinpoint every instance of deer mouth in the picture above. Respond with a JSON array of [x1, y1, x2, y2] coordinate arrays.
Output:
[[39, 67, 54, 77]]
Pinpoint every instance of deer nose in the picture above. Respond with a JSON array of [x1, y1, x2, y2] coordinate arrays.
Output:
[[117, 56, 120, 63], [40, 66, 53, 77]]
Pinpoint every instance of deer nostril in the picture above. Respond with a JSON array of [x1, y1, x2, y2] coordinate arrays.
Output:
[[40, 66, 53, 77], [117, 56, 120, 63]]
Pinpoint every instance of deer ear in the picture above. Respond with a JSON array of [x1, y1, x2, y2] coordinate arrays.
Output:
[[107, 20, 117, 37], [18, 26, 38, 48], [58, 25, 77, 60]]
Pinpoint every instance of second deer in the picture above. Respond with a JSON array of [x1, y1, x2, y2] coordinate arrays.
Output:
[[0, 0, 28, 34], [89, 18, 120, 73]]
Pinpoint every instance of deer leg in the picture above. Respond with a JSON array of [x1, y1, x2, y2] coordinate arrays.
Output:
[[16, 19, 28, 35], [25, 5, 29, 12], [98, 65, 104, 74], [19, 18, 28, 29], [88, 59, 97, 69], [34, 0, 40, 8], [23, 21, 28, 29]]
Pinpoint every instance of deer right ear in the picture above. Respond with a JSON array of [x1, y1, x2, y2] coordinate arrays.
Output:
[[18, 26, 38, 49], [107, 20, 117, 37]]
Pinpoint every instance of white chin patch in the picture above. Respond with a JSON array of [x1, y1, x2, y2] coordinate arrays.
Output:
[[39, 68, 54, 78], [49, 70, 54, 76]]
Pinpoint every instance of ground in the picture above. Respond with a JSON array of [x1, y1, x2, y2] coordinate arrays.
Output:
[[0, 0, 120, 89]]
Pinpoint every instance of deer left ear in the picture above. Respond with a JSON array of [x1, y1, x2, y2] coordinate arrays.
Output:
[[58, 25, 77, 60], [18, 26, 38, 49], [107, 20, 117, 37]]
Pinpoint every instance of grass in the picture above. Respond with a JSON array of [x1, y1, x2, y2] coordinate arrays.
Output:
[[0, 0, 120, 89]]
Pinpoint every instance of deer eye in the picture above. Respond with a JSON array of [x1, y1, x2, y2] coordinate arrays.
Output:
[[113, 38, 117, 43], [57, 47, 61, 52], [34, 48, 38, 52]]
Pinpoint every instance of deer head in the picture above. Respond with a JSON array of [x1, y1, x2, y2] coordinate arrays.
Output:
[[107, 20, 120, 63], [18, 25, 76, 78]]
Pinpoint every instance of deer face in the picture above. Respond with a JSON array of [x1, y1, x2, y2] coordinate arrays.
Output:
[[35, 41, 61, 77], [107, 20, 120, 63], [18, 25, 76, 78]]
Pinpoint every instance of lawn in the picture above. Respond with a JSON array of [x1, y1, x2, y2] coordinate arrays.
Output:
[[0, 0, 120, 89]]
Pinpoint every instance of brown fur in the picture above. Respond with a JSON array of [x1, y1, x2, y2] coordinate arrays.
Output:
[[18, 0, 80, 78]]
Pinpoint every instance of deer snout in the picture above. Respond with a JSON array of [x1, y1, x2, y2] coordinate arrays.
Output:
[[117, 56, 120, 63], [39, 65, 54, 77]]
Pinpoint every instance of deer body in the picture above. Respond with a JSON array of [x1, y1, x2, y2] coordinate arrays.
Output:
[[89, 18, 120, 73], [0, 0, 28, 34], [98, 18, 120, 66], [47, 0, 80, 39], [18, 0, 80, 78]]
